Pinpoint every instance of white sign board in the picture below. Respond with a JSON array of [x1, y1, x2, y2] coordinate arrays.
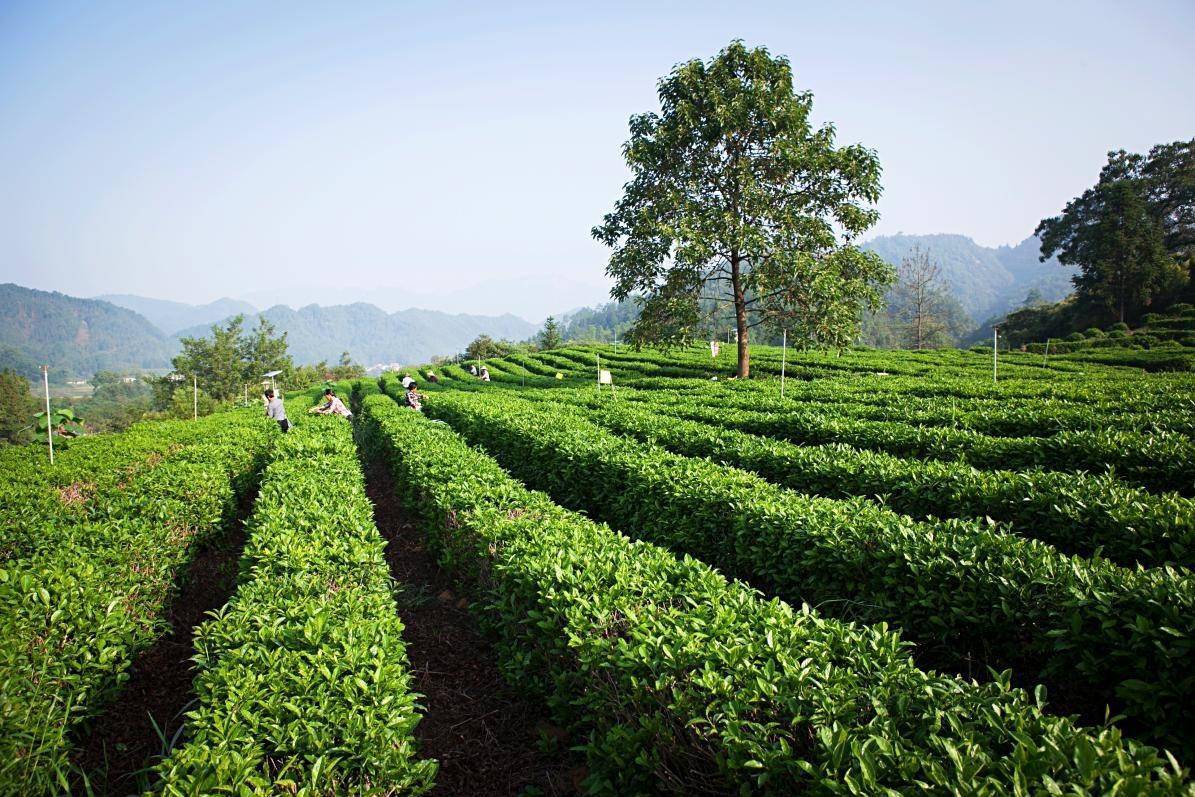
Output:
[[597, 369, 613, 385]]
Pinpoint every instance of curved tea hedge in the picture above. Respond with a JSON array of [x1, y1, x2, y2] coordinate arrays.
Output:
[[424, 390, 1195, 758], [359, 390, 1189, 794], [557, 397, 1195, 570]]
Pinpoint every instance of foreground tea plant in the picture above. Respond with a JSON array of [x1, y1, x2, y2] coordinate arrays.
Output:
[[0, 409, 273, 796], [151, 412, 434, 795]]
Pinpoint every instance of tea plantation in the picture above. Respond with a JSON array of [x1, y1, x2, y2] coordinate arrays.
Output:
[[3, 344, 1193, 795]]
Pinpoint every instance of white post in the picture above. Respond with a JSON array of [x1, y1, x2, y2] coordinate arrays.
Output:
[[42, 365, 54, 465], [1043, 338, 1051, 367], [595, 352, 600, 396], [780, 330, 787, 398], [193, 374, 198, 420], [520, 352, 525, 387], [992, 328, 998, 384]]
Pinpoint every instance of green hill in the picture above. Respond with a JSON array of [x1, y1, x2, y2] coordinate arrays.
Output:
[[0, 284, 174, 378]]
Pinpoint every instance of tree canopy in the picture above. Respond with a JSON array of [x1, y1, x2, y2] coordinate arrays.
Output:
[[171, 315, 293, 402], [1037, 140, 1192, 322], [593, 41, 892, 376], [537, 316, 562, 350]]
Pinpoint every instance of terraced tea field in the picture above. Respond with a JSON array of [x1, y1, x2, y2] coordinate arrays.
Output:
[[3, 344, 1193, 795]]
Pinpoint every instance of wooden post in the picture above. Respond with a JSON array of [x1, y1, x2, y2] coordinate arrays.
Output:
[[992, 328, 998, 384], [780, 329, 787, 398], [42, 365, 54, 464]]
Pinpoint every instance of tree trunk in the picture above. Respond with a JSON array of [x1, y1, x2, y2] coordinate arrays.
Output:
[[730, 254, 750, 378]]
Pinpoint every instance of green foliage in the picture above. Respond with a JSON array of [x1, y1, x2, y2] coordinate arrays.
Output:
[[172, 315, 294, 402], [544, 390, 1194, 569], [1037, 142, 1192, 323], [423, 389, 1195, 757], [330, 350, 367, 380], [360, 389, 1189, 794], [70, 372, 152, 433], [536, 316, 562, 350], [463, 334, 513, 362], [0, 370, 36, 445], [34, 407, 84, 441], [0, 284, 175, 378], [164, 383, 217, 419], [152, 405, 435, 794], [593, 41, 891, 376], [0, 408, 271, 793]]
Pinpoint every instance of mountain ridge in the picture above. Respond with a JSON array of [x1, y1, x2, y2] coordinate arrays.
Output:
[[97, 294, 258, 335], [861, 233, 1075, 321]]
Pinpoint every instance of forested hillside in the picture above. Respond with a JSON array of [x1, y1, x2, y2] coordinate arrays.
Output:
[[0, 284, 174, 378], [862, 234, 1075, 320]]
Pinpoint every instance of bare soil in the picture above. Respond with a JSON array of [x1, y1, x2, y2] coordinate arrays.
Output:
[[363, 460, 582, 796], [71, 492, 254, 796]]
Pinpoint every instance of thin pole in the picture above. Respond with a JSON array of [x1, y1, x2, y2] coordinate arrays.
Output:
[[780, 330, 787, 398], [42, 365, 54, 465], [595, 352, 600, 396], [193, 374, 198, 420], [520, 352, 525, 387], [1043, 338, 1051, 367], [992, 328, 998, 384]]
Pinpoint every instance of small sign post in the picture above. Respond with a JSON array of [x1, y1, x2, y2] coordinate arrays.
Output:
[[42, 365, 53, 464], [780, 329, 788, 398], [992, 327, 999, 384]]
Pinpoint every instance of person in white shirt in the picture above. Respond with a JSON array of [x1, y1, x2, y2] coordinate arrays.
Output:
[[309, 388, 353, 419], [401, 374, 414, 389]]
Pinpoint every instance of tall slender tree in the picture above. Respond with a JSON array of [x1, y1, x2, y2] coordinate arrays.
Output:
[[893, 247, 947, 349], [538, 316, 562, 349], [593, 41, 892, 377]]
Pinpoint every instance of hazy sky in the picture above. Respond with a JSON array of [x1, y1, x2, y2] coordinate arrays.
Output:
[[2, 0, 1192, 310]]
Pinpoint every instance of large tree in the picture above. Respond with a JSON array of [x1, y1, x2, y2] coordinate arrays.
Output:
[[593, 41, 892, 377], [172, 315, 293, 402], [1037, 141, 1192, 322]]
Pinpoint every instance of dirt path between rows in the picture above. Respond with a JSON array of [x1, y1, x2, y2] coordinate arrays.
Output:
[[363, 460, 581, 796], [72, 490, 255, 796]]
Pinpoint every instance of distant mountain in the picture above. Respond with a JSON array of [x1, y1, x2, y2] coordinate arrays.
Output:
[[239, 275, 607, 324], [0, 284, 174, 378], [861, 234, 1076, 321], [96, 294, 257, 334], [175, 303, 538, 365]]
